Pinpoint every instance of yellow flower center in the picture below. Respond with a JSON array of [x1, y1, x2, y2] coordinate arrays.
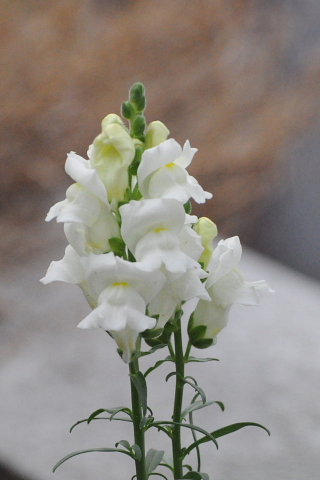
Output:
[[165, 162, 176, 169], [154, 227, 167, 233], [112, 282, 129, 287]]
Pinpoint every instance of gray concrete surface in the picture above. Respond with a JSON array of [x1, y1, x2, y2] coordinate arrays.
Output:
[[1, 226, 320, 480]]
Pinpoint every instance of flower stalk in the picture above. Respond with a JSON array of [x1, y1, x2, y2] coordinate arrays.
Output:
[[172, 314, 185, 479], [129, 358, 147, 480]]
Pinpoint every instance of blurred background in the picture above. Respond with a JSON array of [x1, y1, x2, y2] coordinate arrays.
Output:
[[1, 1, 320, 479]]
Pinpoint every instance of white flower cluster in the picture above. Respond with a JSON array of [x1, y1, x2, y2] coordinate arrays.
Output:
[[41, 111, 271, 362]]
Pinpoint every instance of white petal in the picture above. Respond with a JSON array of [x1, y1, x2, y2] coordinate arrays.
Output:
[[40, 245, 85, 285], [212, 269, 272, 307], [80, 252, 165, 302], [207, 236, 242, 287], [47, 184, 101, 226], [120, 198, 186, 254], [178, 225, 204, 261], [135, 229, 200, 274], [137, 138, 182, 195], [65, 152, 109, 205]]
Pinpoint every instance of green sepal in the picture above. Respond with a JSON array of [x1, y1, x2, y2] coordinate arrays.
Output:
[[192, 338, 214, 349], [184, 200, 192, 214], [132, 114, 146, 138], [144, 327, 172, 347], [183, 472, 209, 480], [130, 371, 148, 416], [188, 316, 214, 348], [129, 82, 146, 112], [109, 237, 126, 256], [141, 328, 163, 339], [132, 182, 142, 200], [188, 325, 207, 344], [122, 101, 135, 120], [128, 249, 136, 262], [145, 448, 165, 474]]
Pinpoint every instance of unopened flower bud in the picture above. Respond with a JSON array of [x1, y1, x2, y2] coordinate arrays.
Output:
[[101, 113, 124, 130], [145, 121, 170, 149], [131, 114, 146, 139], [194, 217, 218, 269], [90, 116, 135, 202], [122, 101, 135, 120], [129, 82, 146, 112]]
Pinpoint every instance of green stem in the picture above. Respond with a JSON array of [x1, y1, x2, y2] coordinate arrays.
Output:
[[167, 339, 175, 360], [184, 341, 192, 361], [171, 316, 185, 479], [129, 358, 147, 480]]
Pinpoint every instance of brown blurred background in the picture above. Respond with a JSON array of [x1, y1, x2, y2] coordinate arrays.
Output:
[[1, 0, 320, 273]]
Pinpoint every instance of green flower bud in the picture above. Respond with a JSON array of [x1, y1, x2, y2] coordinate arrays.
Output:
[[132, 114, 146, 138], [194, 217, 218, 269], [129, 82, 146, 112], [122, 101, 135, 120], [145, 121, 170, 149]]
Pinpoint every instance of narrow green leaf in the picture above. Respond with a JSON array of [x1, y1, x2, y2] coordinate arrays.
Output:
[[150, 421, 218, 449], [184, 422, 270, 456], [87, 406, 132, 423], [131, 444, 142, 460], [53, 448, 132, 472], [148, 473, 169, 480], [140, 343, 167, 354], [144, 356, 173, 377], [182, 378, 206, 404], [130, 371, 148, 416], [181, 400, 224, 419], [70, 415, 132, 432], [182, 464, 193, 471], [115, 439, 131, 451], [87, 408, 106, 423], [165, 371, 176, 382], [186, 357, 219, 363], [145, 448, 165, 473]]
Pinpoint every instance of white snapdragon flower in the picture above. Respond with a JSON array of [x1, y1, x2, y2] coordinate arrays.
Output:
[[120, 198, 202, 273], [46, 183, 120, 256], [137, 138, 212, 203], [77, 252, 166, 363], [148, 267, 210, 329], [42, 249, 166, 363], [192, 236, 273, 345]]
